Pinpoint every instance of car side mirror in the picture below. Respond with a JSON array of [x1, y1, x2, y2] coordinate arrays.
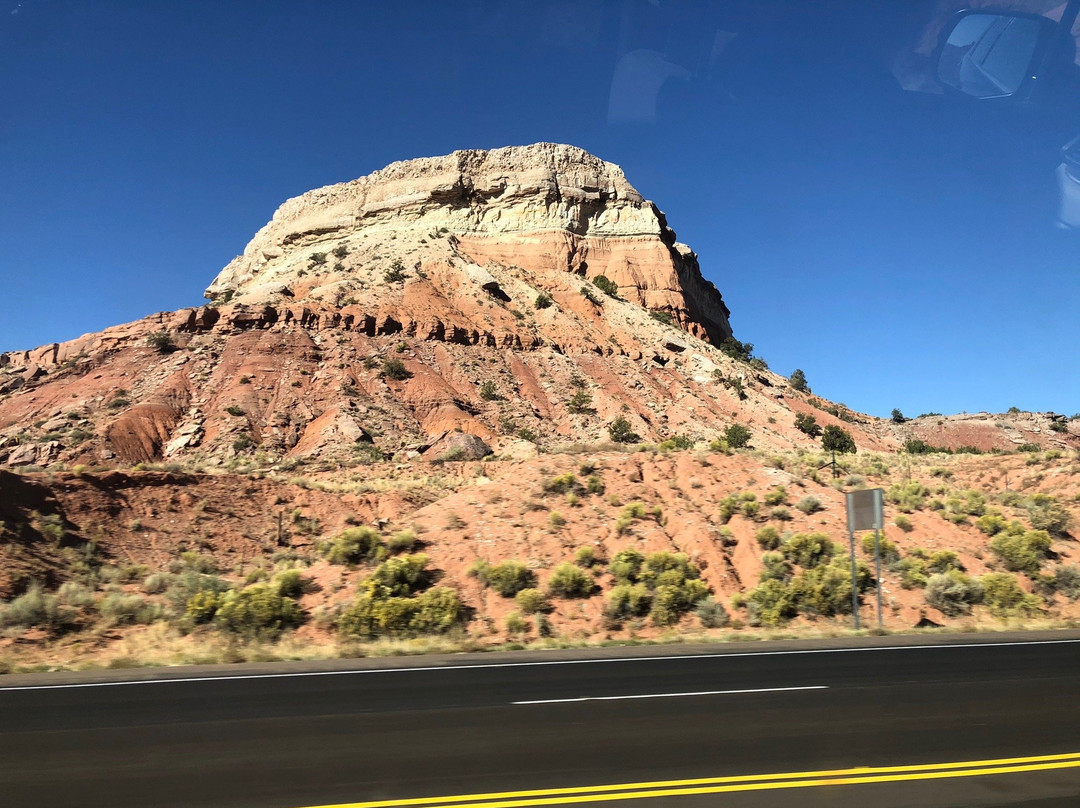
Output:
[[936, 11, 1061, 100]]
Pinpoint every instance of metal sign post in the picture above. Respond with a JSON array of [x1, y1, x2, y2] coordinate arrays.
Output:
[[845, 488, 885, 630]]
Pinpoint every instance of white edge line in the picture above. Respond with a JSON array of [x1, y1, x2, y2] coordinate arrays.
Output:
[[513, 685, 828, 705], [1, 638, 1077, 692]]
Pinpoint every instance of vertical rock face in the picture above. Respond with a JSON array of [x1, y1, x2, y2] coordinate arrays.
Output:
[[205, 143, 733, 345]]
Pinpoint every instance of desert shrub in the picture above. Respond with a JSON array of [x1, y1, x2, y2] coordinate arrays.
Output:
[[723, 424, 752, 449], [894, 515, 913, 532], [746, 578, 797, 626], [586, 474, 605, 495], [366, 554, 434, 598], [756, 526, 781, 550], [604, 583, 653, 622], [1043, 565, 1080, 600], [651, 579, 711, 626], [794, 413, 821, 437], [719, 337, 754, 362], [741, 499, 760, 519], [764, 486, 788, 506], [146, 331, 175, 353], [535, 292, 553, 309], [567, 390, 593, 414], [98, 593, 160, 626], [57, 581, 95, 609], [795, 495, 823, 515], [975, 513, 1008, 536], [789, 369, 808, 392], [547, 563, 594, 599], [479, 380, 500, 401], [544, 473, 581, 495], [337, 586, 464, 639], [990, 528, 1053, 575], [592, 275, 619, 297], [213, 585, 303, 637], [782, 532, 836, 568], [607, 416, 639, 444], [324, 527, 386, 565], [640, 552, 697, 587], [717, 495, 741, 524], [980, 573, 1042, 617], [332, 244, 349, 259], [271, 569, 306, 598], [860, 535, 900, 565], [506, 612, 529, 635], [926, 550, 963, 574], [166, 571, 229, 615], [760, 552, 793, 583], [891, 408, 905, 423], [610, 549, 645, 584], [548, 511, 566, 528], [575, 546, 601, 568], [695, 597, 730, 628], [383, 260, 407, 282], [515, 588, 549, 614], [308, 251, 327, 267], [822, 425, 856, 454], [649, 310, 675, 325], [897, 557, 928, 589], [225, 405, 245, 417], [0, 585, 75, 631], [382, 358, 411, 380], [1026, 495, 1072, 536], [925, 570, 983, 616], [481, 561, 537, 597], [185, 590, 221, 624], [887, 481, 930, 513], [788, 558, 866, 617], [386, 530, 421, 554]]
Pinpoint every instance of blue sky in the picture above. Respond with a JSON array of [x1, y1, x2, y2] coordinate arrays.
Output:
[[2, 1, 1077, 419]]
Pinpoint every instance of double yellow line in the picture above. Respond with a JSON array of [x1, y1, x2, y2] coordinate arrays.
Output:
[[301, 751, 1080, 807]]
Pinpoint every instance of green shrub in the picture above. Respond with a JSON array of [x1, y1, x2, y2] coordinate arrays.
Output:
[[547, 563, 594, 598], [794, 413, 821, 437], [212, 585, 303, 637], [604, 583, 652, 621], [795, 496, 823, 515], [592, 275, 619, 297], [640, 552, 698, 587], [506, 612, 529, 635], [980, 573, 1042, 617], [185, 590, 221, 624], [719, 337, 754, 362], [386, 530, 421, 554], [382, 358, 411, 380], [651, 579, 710, 626], [756, 526, 781, 550], [1026, 495, 1072, 536], [771, 505, 793, 522], [894, 515, 913, 532], [897, 557, 928, 589], [0, 585, 75, 631], [746, 578, 797, 626], [789, 369, 808, 392], [586, 474, 605, 495], [57, 581, 95, 609], [337, 586, 464, 639], [383, 260, 408, 282], [366, 554, 434, 598], [607, 416, 639, 444], [822, 425, 856, 454], [695, 597, 730, 628], [1048, 565, 1080, 600], [272, 569, 306, 598], [764, 486, 788, 506], [990, 528, 1053, 575], [535, 292, 553, 309], [575, 546, 601, 568], [887, 481, 930, 513], [308, 252, 327, 267], [324, 527, 386, 565], [782, 532, 836, 568], [891, 408, 905, 423], [723, 424, 752, 449], [515, 588, 549, 614], [166, 571, 229, 615], [566, 390, 592, 414], [98, 593, 160, 625], [225, 405, 245, 417], [926, 550, 962, 574], [146, 331, 175, 353], [925, 570, 983, 616], [760, 552, 793, 583], [544, 473, 580, 495], [482, 561, 537, 597], [479, 380, 500, 401], [860, 535, 900, 565], [610, 549, 645, 584]]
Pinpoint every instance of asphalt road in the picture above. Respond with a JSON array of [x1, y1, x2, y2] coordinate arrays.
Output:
[[1, 636, 1079, 808]]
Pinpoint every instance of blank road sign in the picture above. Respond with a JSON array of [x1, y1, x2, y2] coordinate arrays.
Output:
[[846, 488, 884, 532]]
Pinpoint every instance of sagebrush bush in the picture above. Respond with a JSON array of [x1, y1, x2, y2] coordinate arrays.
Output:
[[98, 593, 160, 626], [764, 486, 787, 506], [165, 570, 229, 615], [980, 573, 1042, 617], [795, 496, 822, 515], [214, 585, 303, 637], [893, 515, 913, 532], [756, 526, 781, 550], [272, 569, 306, 598], [0, 585, 74, 631], [887, 481, 930, 513], [337, 586, 464, 639], [695, 596, 729, 628], [324, 527, 386, 565], [604, 583, 653, 621], [925, 570, 983, 616], [1049, 565, 1080, 600], [990, 528, 1053, 575], [860, 535, 900, 565], [547, 563, 594, 598], [611, 549, 645, 584], [575, 546, 601, 568], [506, 612, 529, 635], [480, 561, 537, 597], [1026, 495, 1072, 536], [386, 530, 421, 554], [782, 532, 836, 568], [514, 588, 549, 614], [365, 554, 434, 598]]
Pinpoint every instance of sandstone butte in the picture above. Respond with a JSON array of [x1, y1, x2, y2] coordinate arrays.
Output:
[[0, 143, 1077, 670]]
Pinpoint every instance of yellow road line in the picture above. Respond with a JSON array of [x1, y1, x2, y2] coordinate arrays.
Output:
[[300, 751, 1080, 808]]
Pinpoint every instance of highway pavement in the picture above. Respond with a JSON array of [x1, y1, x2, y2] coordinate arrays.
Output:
[[1, 634, 1078, 807]]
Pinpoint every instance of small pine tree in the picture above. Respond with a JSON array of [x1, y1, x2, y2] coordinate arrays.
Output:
[[789, 369, 808, 392], [822, 425, 857, 454], [891, 408, 905, 424]]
